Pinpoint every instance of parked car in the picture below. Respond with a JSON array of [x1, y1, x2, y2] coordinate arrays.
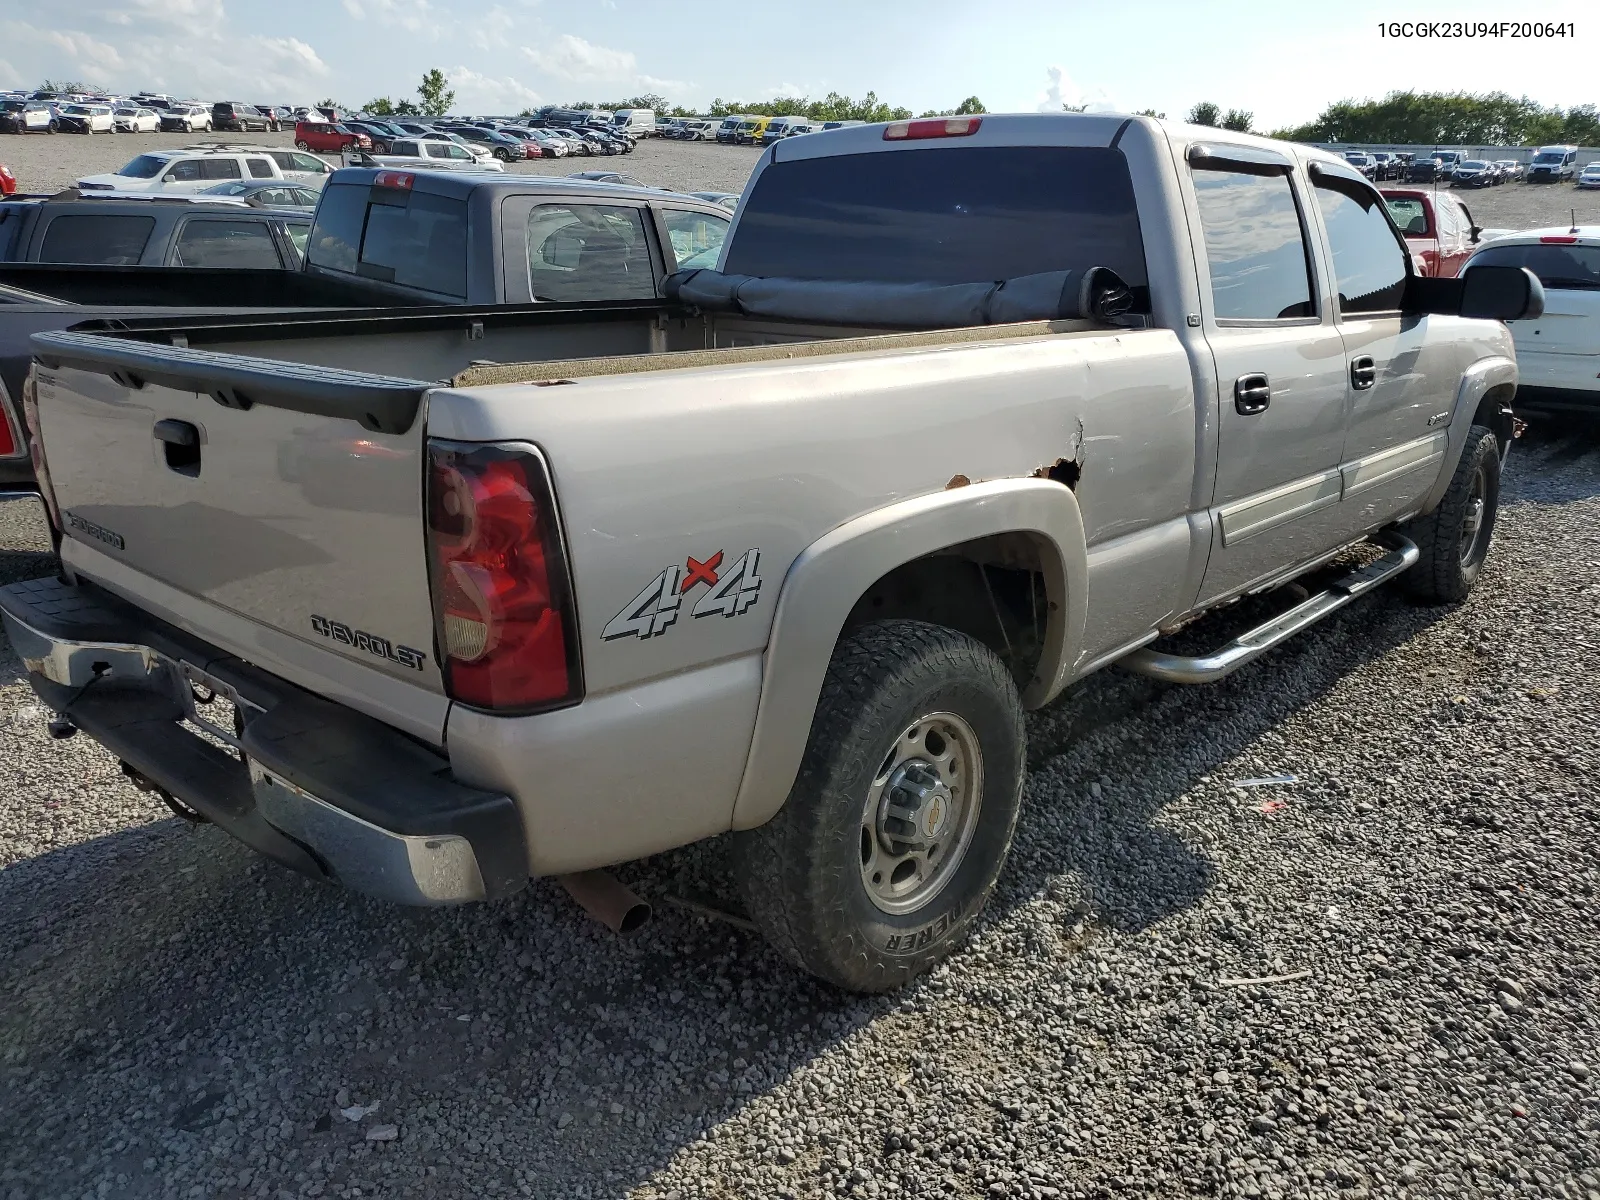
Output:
[[1578, 163, 1600, 190], [1, 118, 1540, 993], [212, 103, 274, 134], [1495, 160, 1524, 183], [160, 105, 212, 133], [76, 148, 306, 194], [200, 179, 322, 208], [1527, 145, 1579, 183], [686, 190, 739, 211], [543, 129, 592, 156], [762, 116, 812, 145], [1428, 150, 1463, 180], [568, 170, 640, 187], [1464, 227, 1599, 414], [1341, 151, 1377, 180], [716, 114, 752, 143], [55, 104, 115, 135], [1451, 160, 1498, 188], [678, 119, 717, 141], [523, 129, 571, 158], [440, 124, 525, 162], [0, 164, 14, 197], [359, 139, 505, 172], [735, 115, 773, 145], [573, 129, 621, 156], [113, 105, 162, 133], [342, 120, 405, 152], [1381, 188, 1481, 277], [294, 121, 370, 154], [1368, 152, 1400, 180], [255, 105, 289, 132], [0, 100, 55, 134], [0, 193, 310, 268]]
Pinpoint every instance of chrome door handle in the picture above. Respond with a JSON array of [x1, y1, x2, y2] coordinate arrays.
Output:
[[1350, 356, 1376, 391]]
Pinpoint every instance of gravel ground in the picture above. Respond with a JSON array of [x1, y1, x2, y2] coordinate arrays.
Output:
[[0, 130, 763, 198], [2, 421, 1598, 1200]]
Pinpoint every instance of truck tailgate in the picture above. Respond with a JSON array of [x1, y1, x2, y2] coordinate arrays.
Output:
[[30, 330, 448, 740]]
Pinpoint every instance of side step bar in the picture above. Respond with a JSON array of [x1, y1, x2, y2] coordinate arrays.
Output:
[[1120, 535, 1419, 684]]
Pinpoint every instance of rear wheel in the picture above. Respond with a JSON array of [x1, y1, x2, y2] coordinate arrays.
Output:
[[737, 620, 1026, 992], [295, 140, 310, 150], [1400, 424, 1501, 603]]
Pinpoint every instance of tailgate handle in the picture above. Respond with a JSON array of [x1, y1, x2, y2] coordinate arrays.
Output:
[[153, 419, 202, 477]]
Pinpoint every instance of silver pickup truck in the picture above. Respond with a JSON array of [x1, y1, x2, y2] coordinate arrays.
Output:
[[1, 114, 1542, 991]]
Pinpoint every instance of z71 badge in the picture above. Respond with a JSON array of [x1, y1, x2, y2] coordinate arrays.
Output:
[[602, 548, 763, 642]]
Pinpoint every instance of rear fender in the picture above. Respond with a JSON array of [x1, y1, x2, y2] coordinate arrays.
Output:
[[729, 478, 1088, 830], [1420, 355, 1516, 514]]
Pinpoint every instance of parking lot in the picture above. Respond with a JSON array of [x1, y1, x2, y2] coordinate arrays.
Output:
[[0, 131, 763, 200], [2, 138, 1599, 1200]]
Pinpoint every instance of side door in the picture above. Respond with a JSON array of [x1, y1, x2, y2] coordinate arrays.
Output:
[[160, 158, 205, 193], [1185, 147, 1353, 605], [1304, 163, 1453, 536]]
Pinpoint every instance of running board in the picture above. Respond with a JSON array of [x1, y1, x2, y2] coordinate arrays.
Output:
[[1120, 535, 1419, 684]]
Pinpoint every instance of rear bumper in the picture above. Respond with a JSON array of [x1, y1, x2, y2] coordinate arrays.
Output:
[[0, 576, 527, 905]]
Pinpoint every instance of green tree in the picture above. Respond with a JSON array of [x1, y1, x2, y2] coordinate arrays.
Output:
[[1134, 109, 1166, 119], [1267, 90, 1600, 146], [364, 96, 396, 116], [954, 96, 985, 115], [1062, 103, 1088, 113], [394, 99, 420, 116], [316, 97, 347, 115], [1221, 108, 1253, 132], [1186, 101, 1221, 127], [417, 68, 455, 117], [40, 79, 100, 93]]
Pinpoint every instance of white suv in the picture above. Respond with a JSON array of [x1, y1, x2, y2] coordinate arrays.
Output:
[[75, 147, 329, 194]]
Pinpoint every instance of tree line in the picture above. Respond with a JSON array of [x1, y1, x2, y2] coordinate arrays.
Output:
[[1267, 90, 1600, 146]]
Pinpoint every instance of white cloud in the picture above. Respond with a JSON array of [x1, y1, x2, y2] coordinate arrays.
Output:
[[341, 0, 438, 36], [0, 18, 329, 100], [445, 65, 541, 114], [521, 34, 636, 82], [1035, 64, 1114, 114]]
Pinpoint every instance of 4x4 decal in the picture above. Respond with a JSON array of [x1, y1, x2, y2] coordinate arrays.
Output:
[[602, 549, 763, 641]]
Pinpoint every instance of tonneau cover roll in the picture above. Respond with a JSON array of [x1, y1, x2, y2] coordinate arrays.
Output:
[[664, 266, 1135, 328]]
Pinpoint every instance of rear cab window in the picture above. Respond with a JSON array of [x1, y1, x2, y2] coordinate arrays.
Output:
[[39, 215, 157, 265], [661, 208, 730, 271], [1469, 243, 1600, 290], [305, 180, 467, 297], [1383, 196, 1429, 237], [724, 146, 1149, 294]]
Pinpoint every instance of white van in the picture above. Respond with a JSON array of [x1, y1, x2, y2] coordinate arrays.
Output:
[[610, 108, 656, 137], [1528, 145, 1579, 183]]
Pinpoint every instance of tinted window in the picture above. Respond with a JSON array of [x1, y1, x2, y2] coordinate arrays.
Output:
[[662, 208, 729, 271], [172, 220, 283, 268], [117, 155, 169, 179], [305, 182, 366, 272], [291, 153, 329, 173], [284, 224, 310, 261], [1192, 168, 1314, 320], [357, 191, 468, 296], [38, 215, 156, 265], [527, 203, 655, 302], [1312, 180, 1407, 313], [1384, 196, 1429, 236], [724, 146, 1148, 288], [247, 158, 274, 179], [1468, 243, 1600, 290]]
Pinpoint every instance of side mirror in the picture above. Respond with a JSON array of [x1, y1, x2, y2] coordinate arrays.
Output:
[[1470, 225, 1483, 244], [1403, 265, 1545, 322]]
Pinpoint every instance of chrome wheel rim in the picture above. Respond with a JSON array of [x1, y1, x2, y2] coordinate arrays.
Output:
[[859, 711, 983, 915], [1459, 465, 1489, 567]]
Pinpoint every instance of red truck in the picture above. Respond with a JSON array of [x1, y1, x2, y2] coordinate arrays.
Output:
[[1381, 188, 1482, 278]]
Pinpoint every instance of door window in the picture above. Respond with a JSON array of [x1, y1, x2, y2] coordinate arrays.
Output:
[[1382, 196, 1428, 237], [292, 153, 329, 174], [1311, 177, 1407, 313], [171, 219, 284, 268], [199, 159, 243, 180], [247, 158, 275, 179], [527, 203, 656, 301], [660, 208, 730, 271], [163, 160, 203, 183], [1192, 167, 1315, 321]]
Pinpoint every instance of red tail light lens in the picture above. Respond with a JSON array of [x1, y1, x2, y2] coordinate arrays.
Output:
[[883, 117, 981, 141], [0, 378, 19, 458], [426, 442, 582, 712]]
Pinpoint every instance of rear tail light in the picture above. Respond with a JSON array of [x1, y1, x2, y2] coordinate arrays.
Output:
[[1540, 235, 1579, 243], [0, 377, 20, 459], [19, 369, 60, 533], [373, 170, 414, 190], [883, 116, 981, 141], [425, 441, 582, 712]]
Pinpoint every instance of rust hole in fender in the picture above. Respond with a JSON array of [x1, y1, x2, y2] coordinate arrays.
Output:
[[1033, 458, 1081, 489]]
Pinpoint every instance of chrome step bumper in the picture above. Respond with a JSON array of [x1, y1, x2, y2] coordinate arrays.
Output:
[[0, 576, 526, 905], [1120, 536, 1420, 685]]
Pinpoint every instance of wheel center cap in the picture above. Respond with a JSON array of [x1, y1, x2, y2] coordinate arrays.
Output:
[[920, 787, 953, 839]]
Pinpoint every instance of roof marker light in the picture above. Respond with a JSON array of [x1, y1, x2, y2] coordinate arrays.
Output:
[[883, 116, 982, 141]]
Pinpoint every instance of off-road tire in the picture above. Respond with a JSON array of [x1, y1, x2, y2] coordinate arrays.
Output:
[[1400, 424, 1501, 603], [736, 620, 1026, 992]]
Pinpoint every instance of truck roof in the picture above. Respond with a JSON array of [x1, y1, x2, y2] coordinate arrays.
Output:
[[323, 166, 734, 214]]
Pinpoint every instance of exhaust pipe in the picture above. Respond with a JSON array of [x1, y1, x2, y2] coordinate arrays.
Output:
[[558, 870, 651, 935]]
